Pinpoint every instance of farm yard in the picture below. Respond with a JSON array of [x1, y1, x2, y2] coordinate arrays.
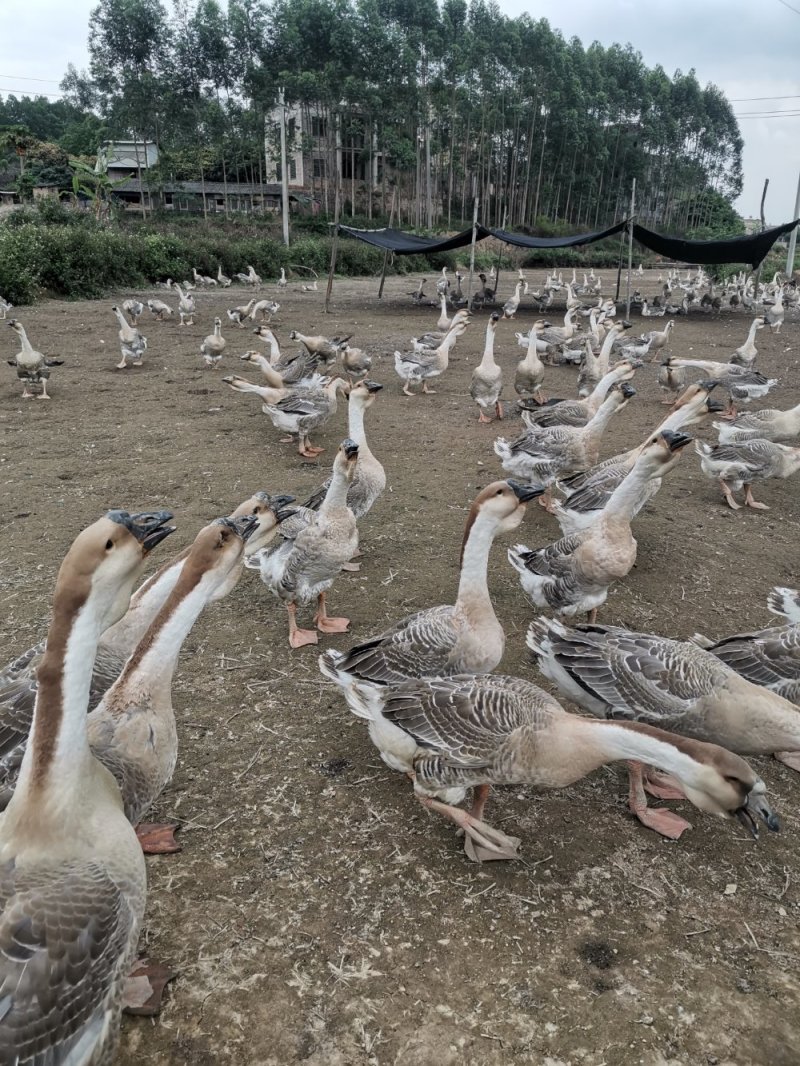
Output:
[[1, 271, 800, 1065]]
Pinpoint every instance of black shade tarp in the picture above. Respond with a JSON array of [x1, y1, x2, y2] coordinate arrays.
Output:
[[337, 224, 491, 255], [488, 220, 627, 248], [632, 220, 800, 268]]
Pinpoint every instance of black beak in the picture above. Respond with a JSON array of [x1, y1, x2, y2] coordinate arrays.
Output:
[[620, 383, 637, 398], [221, 514, 260, 541], [620, 320, 632, 329], [706, 399, 726, 413], [736, 787, 780, 838], [342, 438, 359, 459], [269, 493, 296, 510], [275, 505, 299, 524], [364, 381, 384, 393], [661, 430, 693, 452], [110, 509, 176, 551], [507, 480, 545, 502], [698, 379, 720, 391]]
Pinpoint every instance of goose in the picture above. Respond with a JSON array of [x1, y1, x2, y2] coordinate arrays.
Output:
[[407, 278, 427, 304], [111, 305, 147, 369], [0, 296, 13, 319], [348, 672, 778, 860], [618, 336, 653, 362], [436, 266, 449, 296], [235, 265, 261, 286], [289, 330, 350, 364], [696, 438, 800, 510], [222, 374, 349, 457], [253, 330, 328, 385], [662, 356, 776, 417], [520, 360, 638, 430], [394, 320, 466, 396], [657, 360, 686, 404], [173, 283, 196, 326], [494, 381, 636, 488], [191, 267, 207, 288], [730, 317, 766, 367], [527, 615, 798, 827], [200, 316, 226, 369], [253, 324, 282, 363], [217, 265, 232, 288], [714, 402, 800, 444], [122, 299, 144, 325], [641, 299, 665, 318], [414, 308, 470, 349], [551, 383, 723, 534], [0, 508, 175, 1063], [508, 430, 693, 622], [539, 307, 579, 349], [338, 342, 372, 383], [248, 440, 360, 647], [578, 320, 631, 396], [249, 299, 281, 322], [301, 280, 319, 292], [319, 480, 544, 696], [436, 293, 451, 331], [6, 320, 63, 399], [227, 300, 256, 328], [474, 272, 497, 307], [469, 312, 503, 422], [277, 267, 288, 289], [513, 320, 548, 404], [765, 288, 784, 333], [155, 278, 172, 290], [147, 299, 174, 321], [501, 282, 522, 320]]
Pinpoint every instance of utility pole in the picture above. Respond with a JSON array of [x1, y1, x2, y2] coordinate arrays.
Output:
[[278, 87, 290, 247], [625, 177, 636, 318], [786, 169, 800, 278]]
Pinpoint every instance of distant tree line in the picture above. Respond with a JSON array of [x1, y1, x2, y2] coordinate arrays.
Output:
[[2, 0, 745, 237]]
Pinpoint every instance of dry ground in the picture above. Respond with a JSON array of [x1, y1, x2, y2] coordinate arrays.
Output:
[[1, 269, 799, 1066]]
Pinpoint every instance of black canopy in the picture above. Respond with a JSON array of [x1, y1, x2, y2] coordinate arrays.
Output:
[[337, 224, 491, 255], [632, 220, 799, 268], [488, 220, 627, 248]]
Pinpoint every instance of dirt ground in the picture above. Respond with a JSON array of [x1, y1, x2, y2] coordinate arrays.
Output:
[[1, 266, 799, 1066]]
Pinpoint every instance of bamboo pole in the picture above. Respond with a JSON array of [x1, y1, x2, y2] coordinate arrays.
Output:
[[467, 197, 479, 310], [377, 187, 398, 299], [786, 170, 800, 278], [625, 178, 636, 318], [325, 179, 341, 314]]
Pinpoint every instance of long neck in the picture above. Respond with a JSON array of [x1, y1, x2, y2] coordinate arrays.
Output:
[[114, 309, 127, 329], [604, 454, 659, 518], [747, 321, 759, 345], [480, 325, 497, 370], [440, 328, 460, 355], [17, 326, 32, 353], [113, 573, 213, 693], [597, 328, 616, 372], [588, 366, 623, 406], [348, 400, 371, 454], [584, 395, 620, 438], [567, 718, 714, 787], [102, 555, 187, 654], [456, 512, 497, 610], [322, 465, 351, 510], [524, 330, 543, 369]]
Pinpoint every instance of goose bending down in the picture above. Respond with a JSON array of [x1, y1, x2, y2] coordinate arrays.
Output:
[[527, 615, 796, 830], [122, 299, 144, 325], [173, 283, 196, 326], [248, 440, 360, 647], [111, 305, 147, 370], [147, 299, 174, 321], [6, 320, 63, 399], [217, 265, 232, 288], [514, 321, 549, 404], [470, 312, 503, 422], [394, 321, 466, 396], [249, 299, 281, 322], [319, 480, 544, 698], [520, 360, 638, 430], [0, 508, 175, 1063], [227, 299, 256, 327], [662, 356, 776, 416], [508, 430, 693, 622], [347, 672, 778, 860], [696, 438, 800, 510], [200, 316, 226, 369], [730, 317, 765, 367], [289, 330, 351, 364], [714, 402, 800, 444], [495, 382, 636, 488]]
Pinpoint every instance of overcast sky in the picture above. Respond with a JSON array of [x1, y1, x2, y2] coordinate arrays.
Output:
[[1, 0, 798, 222]]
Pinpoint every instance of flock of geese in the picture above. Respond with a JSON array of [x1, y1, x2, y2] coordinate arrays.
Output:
[[1, 263, 799, 1062]]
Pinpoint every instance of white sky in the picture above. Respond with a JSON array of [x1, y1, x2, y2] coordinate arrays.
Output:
[[1, 0, 799, 222]]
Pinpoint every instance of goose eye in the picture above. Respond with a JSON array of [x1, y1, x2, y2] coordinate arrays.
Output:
[[105, 539, 114, 551], [496, 488, 503, 495]]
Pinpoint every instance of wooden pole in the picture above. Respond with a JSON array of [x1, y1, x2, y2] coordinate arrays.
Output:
[[625, 178, 636, 318], [494, 206, 507, 301], [325, 179, 341, 314], [467, 197, 479, 310], [786, 170, 800, 278], [378, 187, 398, 299], [278, 87, 290, 247], [752, 178, 769, 303], [614, 224, 625, 303]]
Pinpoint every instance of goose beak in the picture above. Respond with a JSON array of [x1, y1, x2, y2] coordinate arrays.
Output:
[[698, 379, 720, 391], [507, 480, 545, 502], [364, 381, 384, 393], [112, 510, 176, 551], [269, 493, 296, 511], [735, 787, 780, 837], [342, 438, 359, 460], [620, 382, 637, 399], [661, 430, 693, 452], [706, 399, 726, 413], [224, 514, 260, 541], [274, 505, 298, 524]]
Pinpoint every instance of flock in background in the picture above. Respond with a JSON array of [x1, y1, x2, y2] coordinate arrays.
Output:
[[2, 258, 800, 1061]]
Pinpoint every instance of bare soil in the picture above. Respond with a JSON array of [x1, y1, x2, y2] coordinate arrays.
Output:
[[1, 270, 799, 1066]]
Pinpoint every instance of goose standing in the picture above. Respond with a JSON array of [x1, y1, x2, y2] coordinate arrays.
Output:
[[277, 267, 288, 289], [122, 299, 144, 325], [249, 440, 360, 647], [227, 299, 256, 327], [0, 509, 175, 1063], [111, 305, 147, 370], [249, 299, 281, 322], [714, 401, 800, 444], [173, 283, 196, 326], [765, 288, 784, 333], [502, 282, 522, 320], [147, 299, 174, 321], [6, 319, 63, 399], [217, 265, 232, 288], [730, 316, 766, 367], [394, 320, 466, 396], [663, 356, 776, 416], [350, 673, 777, 859], [338, 342, 372, 383], [200, 316, 226, 369], [470, 312, 503, 423], [696, 438, 800, 510], [520, 360, 638, 430], [0, 296, 13, 319], [513, 320, 548, 404]]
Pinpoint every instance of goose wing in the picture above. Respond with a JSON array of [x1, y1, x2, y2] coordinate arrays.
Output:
[[331, 606, 460, 684], [706, 624, 800, 694]]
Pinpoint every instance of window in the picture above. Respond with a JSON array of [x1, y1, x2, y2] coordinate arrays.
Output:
[[277, 159, 298, 181], [341, 152, 366, 181], [311, 115, 328, 138], [313, 157, 326, 178]]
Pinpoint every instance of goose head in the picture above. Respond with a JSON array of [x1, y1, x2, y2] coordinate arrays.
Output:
[[230, 490, 296, 555], [465, 481, 545, 547], [7, 319, 24, 339], [349, 379, 383, 408], [181, 515, 259, 603], [333, 438, 360, 482], [61, 510, 175, 633], [680, 747, 779, 838]]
